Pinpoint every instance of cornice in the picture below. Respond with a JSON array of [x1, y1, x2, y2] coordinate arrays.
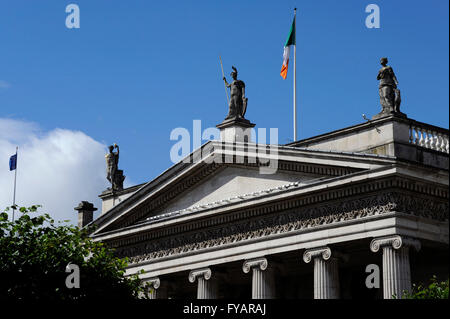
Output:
[[94, 173, 448, 243], [109, 187, 447, 265]]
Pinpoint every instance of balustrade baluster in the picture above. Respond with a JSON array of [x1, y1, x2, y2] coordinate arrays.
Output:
[[418, 129, 424, 146], [430, 131, 437, 150], [445, 136, 449, 153], [413, 127, 419, 145]]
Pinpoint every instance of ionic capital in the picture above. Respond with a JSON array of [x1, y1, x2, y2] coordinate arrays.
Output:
[[143, 277, 160, 289], [242, 257, 268, 273], [303, 246, 332, 263], [188, 268, 212, 283], [370, 235, 421, 253]]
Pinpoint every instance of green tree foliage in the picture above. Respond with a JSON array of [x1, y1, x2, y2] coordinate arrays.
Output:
[[0, 205, 150, 300], [402, 276, 449, 299]]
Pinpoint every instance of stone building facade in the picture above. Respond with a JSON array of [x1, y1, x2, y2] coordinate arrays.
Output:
[[79, 114, 449, 299]]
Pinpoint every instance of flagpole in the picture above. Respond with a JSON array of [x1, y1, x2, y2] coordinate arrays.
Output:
[[12, 146, 18, 222], [293, 8, 297, 141]]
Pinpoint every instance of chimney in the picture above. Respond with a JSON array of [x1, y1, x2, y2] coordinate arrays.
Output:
[[74, 201, 97, 228]]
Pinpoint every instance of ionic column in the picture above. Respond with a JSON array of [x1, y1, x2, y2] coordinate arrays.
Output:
[[242, 257, 275, 299], [141, 277, 160, 299], [303, 247, 341, 299], [188, 268, 218, 299], [370, 235, 421, 299]]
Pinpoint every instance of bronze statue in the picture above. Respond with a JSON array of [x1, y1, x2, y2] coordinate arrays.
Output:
[[377, 57, 401, 114], [105, 143, 125, 191], [223, 66, 248, 120]]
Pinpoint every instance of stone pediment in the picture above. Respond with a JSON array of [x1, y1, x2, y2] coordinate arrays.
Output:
[[90, 141, 396, 235], [151, 165, 324, 218]]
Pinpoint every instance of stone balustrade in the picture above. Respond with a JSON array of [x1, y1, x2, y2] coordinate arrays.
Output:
[[409, 124, 449, 153]]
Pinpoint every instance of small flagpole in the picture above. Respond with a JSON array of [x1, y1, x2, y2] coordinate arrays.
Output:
[[293, 8, 297, 141], [12, 146, 18, 222]]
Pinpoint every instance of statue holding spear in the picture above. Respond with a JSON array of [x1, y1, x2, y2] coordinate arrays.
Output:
[[219, 58, 248, 120]]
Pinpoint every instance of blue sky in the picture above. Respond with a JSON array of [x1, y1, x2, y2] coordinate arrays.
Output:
[[0, 0, 448, 219]]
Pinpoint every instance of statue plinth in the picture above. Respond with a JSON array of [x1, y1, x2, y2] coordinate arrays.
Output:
[[216, 117, 255, 143], [112, 169, 125, 191], [372, 110, 407, 120]]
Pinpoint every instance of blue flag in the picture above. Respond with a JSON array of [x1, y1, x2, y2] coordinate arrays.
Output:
[[9, 153, 17, 171]]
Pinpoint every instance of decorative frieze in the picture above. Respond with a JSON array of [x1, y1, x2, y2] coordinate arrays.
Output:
[[107, 177, 448, 250], [112, 190, 446, 264]]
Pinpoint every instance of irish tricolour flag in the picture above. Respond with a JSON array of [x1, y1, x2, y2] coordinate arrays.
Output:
[[280, 15, 296, 79]]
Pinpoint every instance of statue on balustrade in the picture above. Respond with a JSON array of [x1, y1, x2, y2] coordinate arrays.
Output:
[[373, 57, 406, 119], [222, 66, 248, 121], [105, 143, 125, 191]]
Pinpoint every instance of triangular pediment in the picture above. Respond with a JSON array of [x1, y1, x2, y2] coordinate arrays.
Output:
[[91, 141, 395, 235], [152, 165, 325, 217]]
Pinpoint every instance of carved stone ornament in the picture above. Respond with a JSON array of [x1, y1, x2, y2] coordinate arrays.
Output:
[[188, 268, 212, 283], [303, 247, 332, 263], [370, 235, 421, 253], [242, 257, 268, 273], [112, 190, 446, 264], [143, 277, 160, 289]]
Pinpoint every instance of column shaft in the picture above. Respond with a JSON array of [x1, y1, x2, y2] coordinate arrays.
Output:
[[382, 246, 411, 299], [252, 268, 274, 299], [189, 268, 218, 299], [243, 257, 275, 299], [370, 235, 420, 300], [303, 247, 342, 299], [148, 288, 157, 299], [197, 277, 218, 299], [314, 257, 340, 299]]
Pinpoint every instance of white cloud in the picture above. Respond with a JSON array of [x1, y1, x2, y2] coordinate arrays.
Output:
[[0, 118, 109, 225], [0, 80, 11, 89]]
